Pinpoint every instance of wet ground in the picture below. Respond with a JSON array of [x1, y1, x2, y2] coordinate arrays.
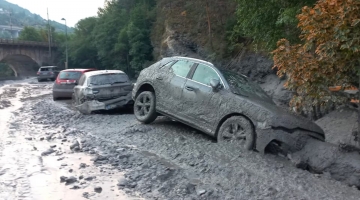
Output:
[[1, 79, 360, 199]]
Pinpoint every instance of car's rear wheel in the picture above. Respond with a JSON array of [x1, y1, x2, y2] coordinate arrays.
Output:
[[134, 91, 157, 124], [217, 116, 255, 150], [37, 79, 42, 82], [53, 95, 58, 101]]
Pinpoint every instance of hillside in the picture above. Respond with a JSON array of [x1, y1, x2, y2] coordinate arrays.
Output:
[[0, 0, 72, 38]]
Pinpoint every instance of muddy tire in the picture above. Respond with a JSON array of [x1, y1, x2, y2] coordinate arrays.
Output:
[[134, 91, 157, 124], [217, 116, 255, 150]]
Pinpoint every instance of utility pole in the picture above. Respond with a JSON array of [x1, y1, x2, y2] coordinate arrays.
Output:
[[61, 18, 68, 69], [8, 9, 12, 39], [47, 8, 51, 57]]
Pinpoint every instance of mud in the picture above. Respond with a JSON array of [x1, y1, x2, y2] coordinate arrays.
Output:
[[2, 79, 360, 199]]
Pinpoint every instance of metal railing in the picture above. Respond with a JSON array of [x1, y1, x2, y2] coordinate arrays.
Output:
[[0, 39, 57, 47]]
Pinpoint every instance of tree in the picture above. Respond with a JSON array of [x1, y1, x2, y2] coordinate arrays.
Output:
[[231, 0, 316, 51], [69, 17, 100, 68], [273, 0, 360, 137], [18, 26, 42, 42]]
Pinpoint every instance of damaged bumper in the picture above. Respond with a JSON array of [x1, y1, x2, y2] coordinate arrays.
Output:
[[75, 93, 133, 114], [255, 127, 325, 154]]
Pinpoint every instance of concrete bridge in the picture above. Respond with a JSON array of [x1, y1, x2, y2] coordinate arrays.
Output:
[[0, 25, 23, 38], [0, 39, 58, 77]]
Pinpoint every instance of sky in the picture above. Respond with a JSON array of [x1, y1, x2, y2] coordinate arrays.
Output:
[[6, 0, 105, 27]]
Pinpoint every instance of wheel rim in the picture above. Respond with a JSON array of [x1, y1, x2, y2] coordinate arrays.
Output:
[[221, 123, 248, 144], [135, 94, 152, 117]]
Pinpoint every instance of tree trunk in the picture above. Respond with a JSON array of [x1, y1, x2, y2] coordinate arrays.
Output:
[[358, 60, 360, 146]]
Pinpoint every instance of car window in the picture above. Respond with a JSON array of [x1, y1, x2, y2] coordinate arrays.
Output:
[[89, 73, 129, 85], [40, 68, 49, 71], [59, 71, 82, 80], [159, 60, 175, 69], [78, 75, 86, 86], [169, 60, 193, 77], [192, 64, 220, 85]]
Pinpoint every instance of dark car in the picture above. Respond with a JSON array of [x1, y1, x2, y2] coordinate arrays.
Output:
[[132, 56, 325, 154], [73, 70, 133, 114], [52, 68, 96, 100], [37, 66, 60, 82]]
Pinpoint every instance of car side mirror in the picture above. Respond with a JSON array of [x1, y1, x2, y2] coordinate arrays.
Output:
[[210, 79, 221, 91]]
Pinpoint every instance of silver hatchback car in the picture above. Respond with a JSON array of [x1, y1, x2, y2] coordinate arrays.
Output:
[[73, 70, 133, 114]]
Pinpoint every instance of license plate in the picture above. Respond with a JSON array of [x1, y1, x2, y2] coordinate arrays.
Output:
[[105, 104, 117, 110]]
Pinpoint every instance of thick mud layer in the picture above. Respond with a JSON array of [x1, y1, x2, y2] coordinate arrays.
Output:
[[1, 79, 360, 199]]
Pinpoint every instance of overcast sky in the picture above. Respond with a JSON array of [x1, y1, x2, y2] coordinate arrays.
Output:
[[6, 0, 104, 27]]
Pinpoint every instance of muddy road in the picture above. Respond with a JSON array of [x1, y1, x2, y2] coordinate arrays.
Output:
[[1, 79, 360, 200]]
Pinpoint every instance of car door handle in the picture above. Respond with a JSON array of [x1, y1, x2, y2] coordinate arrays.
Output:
[[156, 77, 163, 80], [185, 86, 194, 91]]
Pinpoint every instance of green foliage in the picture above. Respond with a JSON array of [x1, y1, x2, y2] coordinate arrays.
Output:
[[0, 63, 14, 77], [231, 0, 317, 51], [69, 17, 100, 69], [69, 0, 155, 76], [18, 26, 42, 41]]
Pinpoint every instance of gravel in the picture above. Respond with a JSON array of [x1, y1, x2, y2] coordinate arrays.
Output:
[[6, 81, 360, 200]]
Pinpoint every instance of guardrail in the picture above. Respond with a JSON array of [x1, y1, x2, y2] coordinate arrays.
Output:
[[0, 39, 57, 47]]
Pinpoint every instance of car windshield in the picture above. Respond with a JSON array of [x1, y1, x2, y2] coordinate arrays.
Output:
[[59, 71, 82, 80], [88, 73, 128, 85], [220, 70, 271, 101]]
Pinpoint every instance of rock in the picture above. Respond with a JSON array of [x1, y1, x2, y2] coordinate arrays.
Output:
[[39, 137, 44, 141], [60, 176, 67, 183], [65, 176, 77, 184], [50, 145, 57, 148], [61, 163, 68, 167], [25, 137, 32, 140], [57, 157, 64, 161], [70, 185, 80, 190], [117, 178, 128, 187], [46, 135, 52, 141], [73, 146, 80, 151], [69, 169, 73, 173], [197, 189, 206, 196], [79, 175, 84, 179], [79, 163, 87, 169], [82, 192, 89, 199], [85, 176, 96, 181], [70, 141, 80, 150], [61, 138, 67, 142], [94, 186, 102, 193], [41, 148, 55, 156]]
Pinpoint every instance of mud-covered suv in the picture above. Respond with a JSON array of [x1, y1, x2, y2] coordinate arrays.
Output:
[[132, 56, 325, 153]]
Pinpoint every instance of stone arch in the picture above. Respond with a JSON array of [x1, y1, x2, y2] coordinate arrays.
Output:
[[1, 54, 40, 77]]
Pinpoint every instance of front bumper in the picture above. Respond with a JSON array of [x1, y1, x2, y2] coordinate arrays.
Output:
[[255, 128, 325, 154], [75, 93, 133, 114]]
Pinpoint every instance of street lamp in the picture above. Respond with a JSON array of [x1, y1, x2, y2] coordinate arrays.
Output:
[[61, 18, 68, 69]]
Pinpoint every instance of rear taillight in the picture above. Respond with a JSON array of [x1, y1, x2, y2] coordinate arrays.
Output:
[[37, 72, 40, 75], [55, 78, 61, 84]]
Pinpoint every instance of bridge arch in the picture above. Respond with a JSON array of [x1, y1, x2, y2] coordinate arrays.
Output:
[[1, 54, 40, 77], [0, 39, 58, 77]]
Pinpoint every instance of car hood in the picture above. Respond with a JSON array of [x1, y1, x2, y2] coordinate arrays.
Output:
[[236, 95, 324, 135]]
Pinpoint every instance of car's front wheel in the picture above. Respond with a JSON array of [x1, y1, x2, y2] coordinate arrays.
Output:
[[134, 91, 157, 124], [217, 116, 255, 150]]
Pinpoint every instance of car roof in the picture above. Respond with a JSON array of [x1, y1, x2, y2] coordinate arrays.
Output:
[[169, 56, 214, 66], [61, 68, 96, 72], [85, 70, 125, 77], [40, 66, 58, 68]]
